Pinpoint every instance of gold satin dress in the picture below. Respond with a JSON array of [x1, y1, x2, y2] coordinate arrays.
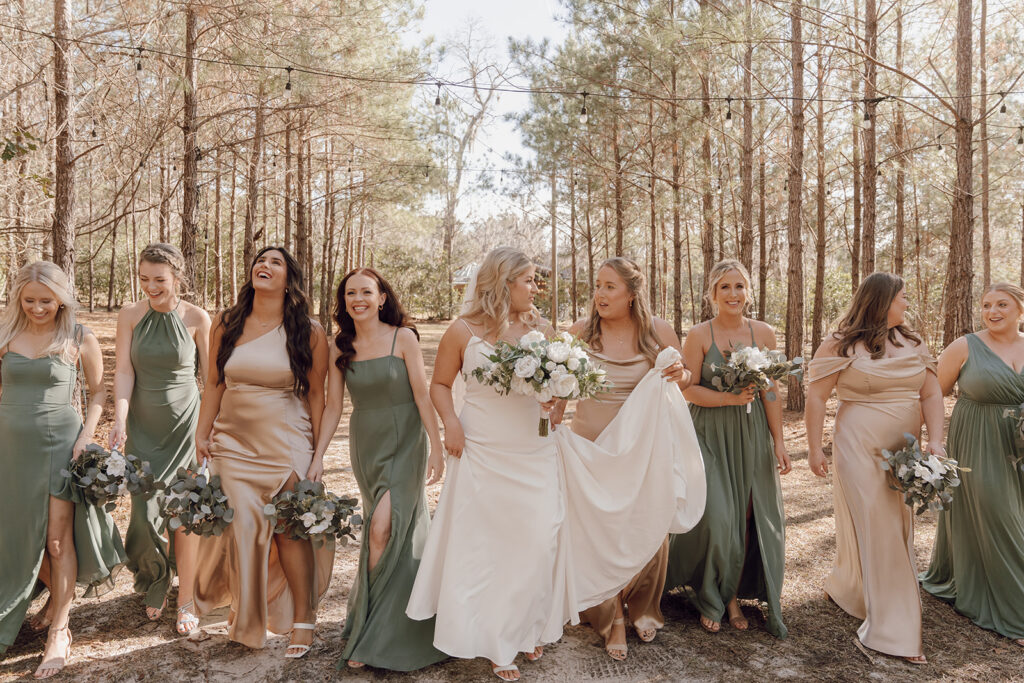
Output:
[[193, 325, 334, 648], [809, 353, 935, 658], [571, 350, 670, 642]]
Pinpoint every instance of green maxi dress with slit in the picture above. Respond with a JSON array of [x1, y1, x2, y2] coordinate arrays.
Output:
[[124, 306, 200, 609], [338, 329, 446, 671], [0, 351, 126, 654], [920, 333, 1024, 640], [665, 323, 788, 637]]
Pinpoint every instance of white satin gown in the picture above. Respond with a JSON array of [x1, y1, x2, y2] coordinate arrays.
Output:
[[406, 336, 705, 666]]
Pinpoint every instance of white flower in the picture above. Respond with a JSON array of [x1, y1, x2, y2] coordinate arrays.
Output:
[[923, 454, 948, 475], [514, 355, 541, 378], [308, 521, 330, 535], [511, 376, 533, 396], [550, 372, 579, 398], [546, 341, 571, 363], [520, 330, 546, 346], [896, 463, 909, 478], [537, 386, 554, 403], [567, 357, 580, 371], [912, 462, 942, 485], [105, 452, 127, 478], [299, 512, 318, 528], [570, 345, 587, 360], [732, 346, 771, 371], [556, 331, 573, 343], [545, 360, 556, 371]]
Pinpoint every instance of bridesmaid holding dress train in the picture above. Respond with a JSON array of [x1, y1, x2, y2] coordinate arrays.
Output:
[[921, 283, 1024, 648], [806, 272, 944, 664], [110, 243, 210, 635], [193, 246, 330, 657]]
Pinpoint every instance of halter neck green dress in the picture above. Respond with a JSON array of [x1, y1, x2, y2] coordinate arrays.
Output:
[[124, 305, 200, 609], [921, 333, 1024, 640], [339, 329, 446, 671], [665, 322, 787, 637], [0, 350, 126, 654]]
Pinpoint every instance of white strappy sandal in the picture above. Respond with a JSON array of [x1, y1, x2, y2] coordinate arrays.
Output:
[[284, 622, 315, 659], [491, 663, 521, 681]]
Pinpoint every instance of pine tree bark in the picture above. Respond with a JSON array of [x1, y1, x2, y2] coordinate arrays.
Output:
[[850, 0, 862, 292], [812, 19, 827, 354], [739, 0, 754, 272], [979, 0, 990, 289], [758, 145, 767, 321], [861, 0, 878, 275], [786, 0, 806, 411], [894, 3, 907, 275], [243, 90, 264, 271], [295, 126, 307, 283], [671, 62, 683, 336], [180, 3, 199, 300], [550, 169, 559, 323], [214, 147, 222, 309], [51, 0, 76, 285], [699, 0, 715, 321]]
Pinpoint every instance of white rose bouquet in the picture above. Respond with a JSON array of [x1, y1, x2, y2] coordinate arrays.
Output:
[[263, 479, 361, 547], [880, 433, 968, 514], [709, 344, 803, 413], [472, 330, 612, 436], [62, 444, 159, 512]]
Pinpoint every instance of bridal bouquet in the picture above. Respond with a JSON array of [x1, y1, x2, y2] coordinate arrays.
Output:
[[472, 330, 611, 436], [709, 344, 803, 413], [880, 433, 968, 514], [1001, 403, 1024, 472], [62, 444, 159, 512], [159, 464, 234, 536], [263, 479, 360, 546]]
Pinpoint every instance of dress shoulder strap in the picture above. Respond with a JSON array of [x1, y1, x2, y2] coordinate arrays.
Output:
[[389, 327, 399, 356], [708, 320, 716, 344], [748, 322, 756, 346], [74, 323, 84, 347], [458, 318, 477, 338]]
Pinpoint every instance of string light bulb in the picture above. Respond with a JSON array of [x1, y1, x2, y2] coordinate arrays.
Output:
[[135, 47, 142, 71], [434, 82, 441, 106], [1000, 93, 1007, 114], [284, 66, 292, 96], [725, 96, 733, 128], [1018, 126, 1023, 145], [863, 109, 872, 130], [579, 91, 589, 125]]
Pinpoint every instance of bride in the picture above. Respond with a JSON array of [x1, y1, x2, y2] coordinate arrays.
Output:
[[406, 247, 705, 681]]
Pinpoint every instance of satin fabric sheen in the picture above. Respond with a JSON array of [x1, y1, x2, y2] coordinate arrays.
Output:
[[193, 326, 334, 648], [809, 353, 934, 658]]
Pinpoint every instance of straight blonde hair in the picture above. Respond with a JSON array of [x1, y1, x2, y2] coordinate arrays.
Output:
[[462, 247, 541, 339], [0, 261, 79, 364]]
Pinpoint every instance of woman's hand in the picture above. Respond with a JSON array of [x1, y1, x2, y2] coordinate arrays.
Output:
[[426, 447, 445, 485], [443, 420, 465, 459], [721, 385, 757, 407], [306, 457, 324, 482], [549, 399, 567, 426], [775, 442, 792, 475], [808, 446, 829, 478], [924, 441, 946, 458], [196, 433, 212, 465], [108, 421, 127, 451], [661, 360, 687, 384], [72, 434, 91, 460]]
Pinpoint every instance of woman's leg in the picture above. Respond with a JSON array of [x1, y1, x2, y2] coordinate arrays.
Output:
[[273, 473, 316, 655], [347, 490, 393, 667], [174, 528, 200, 633], [34, 496, 76, 679], [726, 497, 754, 631]]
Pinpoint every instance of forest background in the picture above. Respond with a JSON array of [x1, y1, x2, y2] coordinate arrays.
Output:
[[2, 0, 1023, 412]]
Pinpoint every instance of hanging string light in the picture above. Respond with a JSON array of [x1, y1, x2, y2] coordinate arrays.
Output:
[[1018, 126, 1023, 145], [579, 91, 589, 125], [725, 96, 733, 127], [863, 109, 872, 130], [284, 66, 293, 96], [1000, 92, 1007, 114], [135, 47, 142, 71], [434, 82, 441, 106]]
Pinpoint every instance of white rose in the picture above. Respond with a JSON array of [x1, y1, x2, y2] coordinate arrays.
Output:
[[511, 376, 533, 396], [546, 341, 571, 363], [545, 361, 556, 371], [567, 357, 580, 371], [105, 453, 127, 478], [924, 455, 948, 475], [570, 346, 587, 360], [514, 355, 541, 378], [520, 330, 546, 346], [556, 331, 573, 343], [550, 372, 579, 398], [299, 512, 318, 528], [536, 386, 554, 403]]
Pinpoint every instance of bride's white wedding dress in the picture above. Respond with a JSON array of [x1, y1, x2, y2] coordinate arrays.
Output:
[[406, 335, 705, 666]]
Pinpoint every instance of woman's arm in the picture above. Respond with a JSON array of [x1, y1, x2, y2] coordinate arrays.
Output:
[[195, 314, 227, 464], [805, 337, 840, 477], [75, 328, 107, 458], [306, 320, 329, 451], [110, 304, 140, 449], [398, 328, 446, 484], [935, 336, 968, 397], [681, 323, 756, 408], [307, 326, 335, 482], [430, 321, 472, 458], [653, 317, 692, 389], [756, 322, 791, 474], [190, 305, 212, 387], [920, 366, 946, 456]]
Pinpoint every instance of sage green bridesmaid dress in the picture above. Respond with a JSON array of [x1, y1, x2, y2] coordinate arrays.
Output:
[[921, 333, 1024, 640], [0, 351, 126, 654], [124, 305, 200, 610], [339, 329, 446, 671], [665, 322, 787, 638]]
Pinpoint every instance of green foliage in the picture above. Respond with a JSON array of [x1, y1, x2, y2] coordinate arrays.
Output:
[[372, 242, 451, 319], [263, 479, 360, 546], [61, 444, 159, 512], [1, 130, 38, 163], [880, 433, 968, 515], [159, 466, 235, 536]]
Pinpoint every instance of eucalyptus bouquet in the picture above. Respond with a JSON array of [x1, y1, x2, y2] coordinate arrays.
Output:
[[710, 344, 803, 413], [1001, 403, 1024, 472], [62, 444, 159, 511], [263, 479, 360, 546], [880, 433, 968, 514], [472, 330, 612, 436], [159, 464, 234, 536]]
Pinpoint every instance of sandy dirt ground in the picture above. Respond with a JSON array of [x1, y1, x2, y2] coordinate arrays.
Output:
[[2, 314, 1023, 682]]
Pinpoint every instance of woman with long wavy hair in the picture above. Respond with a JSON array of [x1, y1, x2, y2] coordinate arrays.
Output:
[[192, 246, 330, 658], [806, 272, 943, 664], [314, 267, 445, 671], [0, 262, 125, 679]]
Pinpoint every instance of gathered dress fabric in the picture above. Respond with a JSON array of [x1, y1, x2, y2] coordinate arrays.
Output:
[[665, 323, 787, 638], [920, 334, 1024, 640], [808, 353, 934, 658], [193, 326, 334, 648], [124, 306, 200, 609], [339, 330, 446, 671], [571, 350, 668, 641], [0, 351, 126, 654], [407, 337, 704, 666]]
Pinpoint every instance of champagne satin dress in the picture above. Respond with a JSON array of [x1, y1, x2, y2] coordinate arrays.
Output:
[[571, 350, 669, 643], [0, 350, 125, 654], [124, 305, 200, 610], [193, 325, 334, 649], [808, 353, 935, 658]]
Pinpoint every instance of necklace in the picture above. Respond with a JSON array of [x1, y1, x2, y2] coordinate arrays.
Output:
[[252, 315, 282, 329]]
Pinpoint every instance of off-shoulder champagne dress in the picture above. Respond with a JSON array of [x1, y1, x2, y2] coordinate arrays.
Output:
[[808, 353, 935, 658], [193, 325, 334, 649]]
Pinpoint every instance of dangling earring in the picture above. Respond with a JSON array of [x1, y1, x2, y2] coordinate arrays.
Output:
[[629, 299, 634, 308], [378, 304, 384, 311]]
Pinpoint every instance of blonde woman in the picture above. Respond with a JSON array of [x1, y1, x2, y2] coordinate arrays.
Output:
[[110, 244, 210, 633], [666, 259, 791, 638], [0, 262, 125, 678]]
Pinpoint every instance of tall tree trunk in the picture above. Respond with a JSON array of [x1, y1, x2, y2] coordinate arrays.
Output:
[[159, 150, 169, 242], [812, 17, 827, 354], [214, 147, 222, 309], [107, 224, 117, 311], [295, 126, 307, 281], [894, 3, 907, 276], [243, 90, 264, 271], [943, 0, 975, 344], [613, 117, 624, 256], [320, 144, 332, 328], [851, 0, 862, 292], [284, 117, 293, 252], [51, 0, 76, 284], [550, 170, 559, 323], [699, 0, 715, 321], [649, 101, 658, 305], [786, 0, 806, 411], [739, 0, 754, 272], [228, 151, 238, 298], [570, 170, 578, 322], [979, 0, 990, 288], [861, 0, 878, 275], [671, 60, 683, 335], [758, 144, 767, 321], [180, 4, 199, 299]]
